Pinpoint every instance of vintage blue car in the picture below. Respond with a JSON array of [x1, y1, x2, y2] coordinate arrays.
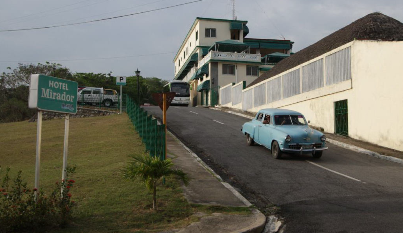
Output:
[[241, 108, 327, 159]]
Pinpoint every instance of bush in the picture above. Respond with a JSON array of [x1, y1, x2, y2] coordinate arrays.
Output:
[[0, 167, 76, 232]]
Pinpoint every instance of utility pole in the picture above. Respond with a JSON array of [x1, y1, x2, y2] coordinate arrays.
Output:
[[232, 0, 236, 20]]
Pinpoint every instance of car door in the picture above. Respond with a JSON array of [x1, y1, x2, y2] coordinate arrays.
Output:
[[254, 112, 264, 144], [92, 89, 102, 104], [80, 90, 92, 103], [258, 114, 273, 148]]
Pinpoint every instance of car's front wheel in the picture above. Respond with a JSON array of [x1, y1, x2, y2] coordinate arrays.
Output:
[[103, 99, 112, 107], [271, 141, 282, 159], [246, 134, 254, 146], [312, 151, 323, 158]]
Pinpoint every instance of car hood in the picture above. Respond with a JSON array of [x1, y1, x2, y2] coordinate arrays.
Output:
[[274, 125, 323, 142]]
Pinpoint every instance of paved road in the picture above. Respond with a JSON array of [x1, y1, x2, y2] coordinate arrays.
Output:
[[144, 106, 403, 232]]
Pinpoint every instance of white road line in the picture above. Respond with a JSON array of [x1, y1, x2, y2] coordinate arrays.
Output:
[[306, 161, 365, 183], [213, 120, 224, 125], [189, 111, 198, 115]]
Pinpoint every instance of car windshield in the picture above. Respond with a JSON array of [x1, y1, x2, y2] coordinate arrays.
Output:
[[274, 115, 307, 125]]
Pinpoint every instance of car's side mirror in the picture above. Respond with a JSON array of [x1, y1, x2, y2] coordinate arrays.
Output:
[[308, 120, 311, 124]]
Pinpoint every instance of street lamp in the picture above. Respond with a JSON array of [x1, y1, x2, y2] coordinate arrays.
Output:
[[135, 68, 141, 105]]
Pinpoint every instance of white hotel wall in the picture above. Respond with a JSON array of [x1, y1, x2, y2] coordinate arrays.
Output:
[[229, 41, 403, 151], [349, 41, 403, 151]]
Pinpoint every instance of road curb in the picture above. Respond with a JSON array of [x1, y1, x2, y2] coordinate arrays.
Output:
[[168, 131, 253, 207], [327, 138, 403, 165]]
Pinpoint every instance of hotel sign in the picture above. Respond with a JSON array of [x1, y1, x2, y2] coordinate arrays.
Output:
[[29, 74, 78, 114]]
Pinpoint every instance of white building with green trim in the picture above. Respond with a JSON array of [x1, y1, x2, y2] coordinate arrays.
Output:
[[173, 17, 293, 107]]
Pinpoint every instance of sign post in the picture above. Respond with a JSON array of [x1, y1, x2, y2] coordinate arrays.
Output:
[[163, 93, 167, 159], [62, 114, 70, 181], [152, 92, 176, 160], [116, 76, 126, 114], [29, 74, 77, 199], [34, 111, 42, 199]]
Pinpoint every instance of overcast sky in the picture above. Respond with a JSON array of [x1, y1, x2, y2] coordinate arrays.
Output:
[[1, 0, 402, 81]]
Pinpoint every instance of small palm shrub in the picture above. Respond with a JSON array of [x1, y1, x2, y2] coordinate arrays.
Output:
[[124, 154, 189, 210]]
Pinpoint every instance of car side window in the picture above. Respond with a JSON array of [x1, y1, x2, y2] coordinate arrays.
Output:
[[263, 114, 270, 124], [93, 89, 101, 94], [256, 113, 263, 121], [81, 90, 91, 95]]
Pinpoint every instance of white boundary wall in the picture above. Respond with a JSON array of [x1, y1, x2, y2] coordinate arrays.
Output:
[[218, 41, 403, 151], [220, 82, 233, 106], [231, 81, 245, 109]]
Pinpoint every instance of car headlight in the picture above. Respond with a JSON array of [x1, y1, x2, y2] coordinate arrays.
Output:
[[285, 135, 292, 142], [321, 135, 326, 142]]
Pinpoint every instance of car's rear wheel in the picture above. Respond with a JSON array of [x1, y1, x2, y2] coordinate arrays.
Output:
[[312, 151, 323, 158], [103, 99, 112, 107], [271, 141, 282, 159], [246, 134, 254, 146]]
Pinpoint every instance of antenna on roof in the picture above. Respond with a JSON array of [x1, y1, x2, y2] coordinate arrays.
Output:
[[232, 0, 237, 20]]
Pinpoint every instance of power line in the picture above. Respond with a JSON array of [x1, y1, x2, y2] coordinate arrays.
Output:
[[251, 0, 286, 40], [0, 0, 92, 24], [0, 52, 175, 63], [52, 0, 169, 27], [0, 0, 203, 33]]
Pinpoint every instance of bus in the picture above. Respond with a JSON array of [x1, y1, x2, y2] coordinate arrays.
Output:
[[169, 81, 190, 106]]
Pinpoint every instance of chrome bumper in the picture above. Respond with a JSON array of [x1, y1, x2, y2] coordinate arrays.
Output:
[[282, 147, 328, 155]]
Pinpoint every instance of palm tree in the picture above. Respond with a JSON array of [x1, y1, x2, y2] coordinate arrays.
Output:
[[124, 154, 189, 210]]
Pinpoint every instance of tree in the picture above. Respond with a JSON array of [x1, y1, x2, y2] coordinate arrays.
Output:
[[123, 76, 169, 105], [72, 72, 114, 88], [0, 62, 73, 123], [1, 62, 73, 88], [124, 154, 189, 210]]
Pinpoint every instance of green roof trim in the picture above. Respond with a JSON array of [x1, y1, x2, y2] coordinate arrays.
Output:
[[197, 80, 210, 92], [243, 25, 249, 37], [190, 52, 198, 61], [245, 41, 292, 50], [259, 67, 272, 71], [197, 63, 209, 76], [262, 43, 291, 50], [261, 52, 290, 63], [261, 52, 290, 60], [268, 52, 290, 57], [209, 40, 250, 52], [190, 63, 209, 81], [244, 38, 294, 44], [174, 53, 198, 80], [189, 72, 197, 81], [201, 47, 209, 56], [230, 22, 243, 30], [196, 17, 247, 23]]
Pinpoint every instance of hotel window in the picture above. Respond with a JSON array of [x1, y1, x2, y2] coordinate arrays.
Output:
[[205, 28, 216, 38], [222, 64, 235, 75], [246, 66, 258, 76], [196, 31, 198, 41]]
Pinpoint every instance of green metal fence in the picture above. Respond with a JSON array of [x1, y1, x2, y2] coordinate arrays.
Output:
[[126, 97, 166, 160]]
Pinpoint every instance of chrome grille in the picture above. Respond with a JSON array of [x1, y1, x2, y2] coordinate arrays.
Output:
[[288, 143, 322, 149]]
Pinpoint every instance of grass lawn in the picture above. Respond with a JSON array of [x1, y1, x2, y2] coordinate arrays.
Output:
[[0, 114, 251, 232]]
